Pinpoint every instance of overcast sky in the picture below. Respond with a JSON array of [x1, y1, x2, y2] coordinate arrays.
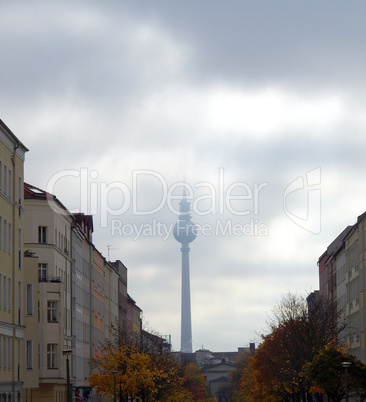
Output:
[[1, 1, 366, 352]]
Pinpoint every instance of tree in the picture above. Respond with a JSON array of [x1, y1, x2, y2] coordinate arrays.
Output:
[[89, 343, 157, 401], [183, 363, 213, 401], [88, 327, 214, 401], [232, 355, 276, 401], [235, 293, 345, 401], [229, 350, 252, 397], [304, 340, 366, 401]]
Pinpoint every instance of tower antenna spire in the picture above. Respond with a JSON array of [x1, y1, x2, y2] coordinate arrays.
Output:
[[182, 168, 187, 197]]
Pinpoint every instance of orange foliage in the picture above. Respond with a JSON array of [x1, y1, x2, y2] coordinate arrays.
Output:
[[88, 342, 214, 401]]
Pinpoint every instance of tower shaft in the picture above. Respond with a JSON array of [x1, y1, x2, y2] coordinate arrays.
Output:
[[181, 243, 192, 353]]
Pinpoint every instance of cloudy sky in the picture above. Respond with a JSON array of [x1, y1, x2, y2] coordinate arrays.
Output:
[[1, 1, 366, 352]]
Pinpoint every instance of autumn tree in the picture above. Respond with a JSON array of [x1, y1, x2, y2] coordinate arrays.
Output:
[[304, 340, 366, 401], [232, 355, 276, 401], [182, 363, 214, 401], [89, 326, 214, 401], [235, 293, 345, 401], [229, 350, 252, 398], [89, 342, 157, 401]]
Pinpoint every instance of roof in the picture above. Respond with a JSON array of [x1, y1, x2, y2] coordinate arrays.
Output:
[[0, 119, 29, 152], [24, 182, 72, 216], [318, 225, 353, 264], [127, 294, 142, 311], [73, 212, 94, 234], [201, 361, 234, 371], [24, 182, 56, 200], [209, 376, 228, 384]]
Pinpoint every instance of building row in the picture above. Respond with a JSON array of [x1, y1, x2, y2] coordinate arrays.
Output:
[[311, 213, 366, 363], [0, 120, 144, 401]]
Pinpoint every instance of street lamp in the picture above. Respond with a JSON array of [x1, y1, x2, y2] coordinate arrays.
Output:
[[63, 350, 72, 402], [341, 361, 352, 402], [112, 371, 118, 402]]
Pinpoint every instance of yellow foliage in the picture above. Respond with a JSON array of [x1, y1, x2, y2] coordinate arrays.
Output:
[[88, 344, 160, 399], [88, 342, 211, 401]]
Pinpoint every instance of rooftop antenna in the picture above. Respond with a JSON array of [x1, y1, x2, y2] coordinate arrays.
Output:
[[107, 245, 118, 261]]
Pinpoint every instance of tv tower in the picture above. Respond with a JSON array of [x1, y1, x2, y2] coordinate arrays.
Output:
[[173, 193, 197, 353]]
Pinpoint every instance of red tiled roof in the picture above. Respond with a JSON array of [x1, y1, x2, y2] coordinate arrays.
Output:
[[73, 212, 94, 233], [24, 182, 56, 200], [24, 182, 71, 214]]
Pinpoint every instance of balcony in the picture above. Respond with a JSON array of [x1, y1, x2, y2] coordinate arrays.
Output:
[[38, 276, 62, 283]]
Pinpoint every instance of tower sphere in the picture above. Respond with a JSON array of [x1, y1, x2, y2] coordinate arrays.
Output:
[[173, 197, 197, 244], [173, 220, 197, 244]]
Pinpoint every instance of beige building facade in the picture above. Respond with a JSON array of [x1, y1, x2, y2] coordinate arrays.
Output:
[[0, 120, 39, 400], [1, 119, 139, 401], [23, 183, 73, 401]]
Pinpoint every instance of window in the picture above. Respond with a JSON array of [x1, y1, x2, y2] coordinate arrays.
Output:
[[3, 275, 6, 311], [4, 165, 7, 195], [47, 301, 58, 322], [38, 226, 47, 243], [38, 263, 47, 281], [47, 344, 58, 368], [8, 277, 11, 312], [18, 339, 20, 380], [26, 284, 33, 315], [26, 340, 33, 369], [1, 336, 11, 370], [18, 228, 21, 269], [8, 337, 11, 369], [0, 216, 2, 249], [18, 176, 22, 217], [4, 219, 7, 251], [0, 273, 2, 309], [8, 221, 11, 254], [3, 336, 6, 368], [8, 168, 11, 198], [18, 281, 21, 325]]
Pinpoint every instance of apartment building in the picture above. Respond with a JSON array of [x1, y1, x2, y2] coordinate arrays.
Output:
[[316, 215, 366, 364], [111, 260, 128, 332], [0, 120, 39, 400], [71, 213, 93, 399], [0, 119, 148, 401], [343, 213, 366, 362], [23, 183, 73, 401], [127, 294, 142, 336], [335, 243, 348, 344], [92, 248, 106, 357], [104, 260, 119, 342]]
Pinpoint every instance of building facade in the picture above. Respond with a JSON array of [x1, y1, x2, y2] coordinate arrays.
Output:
[[71, 213, 94, 399], [1, 119, 145, 401], [316, 216, 366, 364], [104, 261, 119, 341], [343, 214, 366, 362], [23, 183, 73, 401], [0, 120, 39, 400]]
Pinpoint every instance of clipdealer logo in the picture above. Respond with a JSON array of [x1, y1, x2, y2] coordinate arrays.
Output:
[[110, 218, 269, 241], [45, 167, 321, 238], [283, 167, 321, 234]]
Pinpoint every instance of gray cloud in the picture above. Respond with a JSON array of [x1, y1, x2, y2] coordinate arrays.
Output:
[[1, 0, 366, 351]]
